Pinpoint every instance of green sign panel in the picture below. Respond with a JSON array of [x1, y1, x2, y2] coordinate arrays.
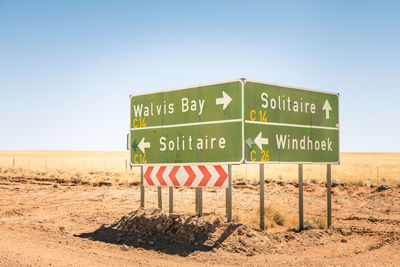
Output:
[[130, 79, 339, 165], [244, 81, 339, 164], [130, 80, 243, 165]]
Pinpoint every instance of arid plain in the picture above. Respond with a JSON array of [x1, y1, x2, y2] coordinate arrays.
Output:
[[0, 151, 399, 266]]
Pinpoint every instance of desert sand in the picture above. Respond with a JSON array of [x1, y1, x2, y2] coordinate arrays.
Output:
[[0, 151, 399, 266]]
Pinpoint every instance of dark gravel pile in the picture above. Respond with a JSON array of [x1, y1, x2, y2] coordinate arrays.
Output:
[[87, 208, 275, 255]]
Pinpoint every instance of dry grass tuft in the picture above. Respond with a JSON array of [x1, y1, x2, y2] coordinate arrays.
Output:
[[233, 204, 327, 231], [304, 217, 327, 230], [233, 203, 297, 230], [1, 151, 400, 187], [0, 166, 140, 187]]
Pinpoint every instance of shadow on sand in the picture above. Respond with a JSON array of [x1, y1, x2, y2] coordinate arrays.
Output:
[[75, 211, 240, 256]]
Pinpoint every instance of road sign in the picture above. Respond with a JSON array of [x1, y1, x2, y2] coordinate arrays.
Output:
[[143, 165, 228, 187], [130, 79, 339, 165], [244, 80, 339, 163], [130, 80, 243, 165]]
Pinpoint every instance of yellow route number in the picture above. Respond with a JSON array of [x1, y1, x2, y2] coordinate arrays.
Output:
[[250, 110, 267, 122], [133, 118, 146, 128], [250, 150, 270, 162], [133, 154, 147, 164]]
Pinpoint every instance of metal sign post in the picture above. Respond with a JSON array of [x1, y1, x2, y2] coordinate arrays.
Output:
[[260, 164, 265, 230], [195, 188, 199, 213], [157, 186, 162, 209], [198, 187, 203, 216], [226, 165, 232, 222], [298, 164, 304, 231], [140, 166, 144, 208], [327, 164, 332, 227], [169, 187, 173, 213]]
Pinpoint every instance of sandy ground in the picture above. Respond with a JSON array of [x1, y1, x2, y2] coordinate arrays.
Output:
[[0, 175, 399, 266]]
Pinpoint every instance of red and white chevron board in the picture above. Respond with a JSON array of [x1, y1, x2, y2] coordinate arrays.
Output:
[[143, 165, 228, 188]]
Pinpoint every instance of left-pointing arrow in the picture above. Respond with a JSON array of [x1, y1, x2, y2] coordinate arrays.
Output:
[[138, 137, 150, 153], [245, 137, 255, 148], [254, 132, 269, 150], [144, 166, 154, 185]]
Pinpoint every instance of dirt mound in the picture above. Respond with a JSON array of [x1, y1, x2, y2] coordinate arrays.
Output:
[[85, 208, 274, 255]]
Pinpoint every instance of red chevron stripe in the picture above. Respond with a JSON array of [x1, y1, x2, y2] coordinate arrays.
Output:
[[144, 166, 154, 186], [214, 165, 227, 186], [156, 166, 167, 186], [198, 165, 211, 186], [169, 166, 180, 186], [183, 166, 196, 186]]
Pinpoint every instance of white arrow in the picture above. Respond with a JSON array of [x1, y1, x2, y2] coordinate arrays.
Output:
[[322, 99, 332, 119], [138, 137, 150, 153], [254, 132, 269, 150], [216, 91, 232, 110], [245, 137, 255, 148]]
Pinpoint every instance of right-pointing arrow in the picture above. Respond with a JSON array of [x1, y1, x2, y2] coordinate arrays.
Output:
[[216, 91, 232, 110], [322, 99, 332, 119], [138, 137, 150, 153], [214, 165, 228, 187], [198, 165, 211, 187], [254, 132, 269, 150], [183, 166, 196, 186]]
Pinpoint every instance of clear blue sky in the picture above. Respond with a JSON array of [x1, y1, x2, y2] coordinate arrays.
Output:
[[0, 0, 399, 152]]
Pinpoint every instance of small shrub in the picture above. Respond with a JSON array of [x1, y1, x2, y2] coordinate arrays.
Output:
[[314, 217, 326, 229], [232, 213, 241, 223], [303, 217, 326, 230], [71, 177, 83, 184], [233, 204, 297, 230], [347, 178, 365, 187]]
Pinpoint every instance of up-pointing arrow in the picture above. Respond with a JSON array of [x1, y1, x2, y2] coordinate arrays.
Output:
[[254, 132, 269, 150], [138, 137, 150, 153], [322, 99, 332, 119], [216, 91, 232, 110]]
